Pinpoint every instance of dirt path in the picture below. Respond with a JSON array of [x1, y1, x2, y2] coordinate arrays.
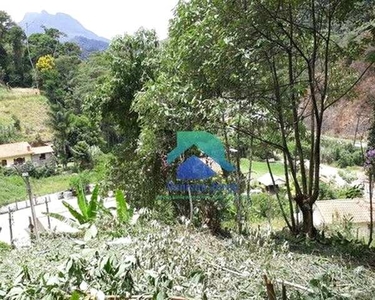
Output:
[[9, 88, 40, 95]]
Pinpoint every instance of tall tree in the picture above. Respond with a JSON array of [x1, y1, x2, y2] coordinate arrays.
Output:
[[8, 25, 26, 85], [134, 0, 375, 236], [86, 29, 161, 205]]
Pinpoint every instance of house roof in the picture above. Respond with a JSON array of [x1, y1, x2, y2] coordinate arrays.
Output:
[[258, 173, 285, 186], [314, 199, 373, 224], [32, 145, 54, 155], [0, 142, 54, 159], [0, 142, 33, 159]]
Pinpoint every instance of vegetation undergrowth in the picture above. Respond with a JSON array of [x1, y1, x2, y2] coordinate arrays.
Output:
[[0, 215, 374, 299]]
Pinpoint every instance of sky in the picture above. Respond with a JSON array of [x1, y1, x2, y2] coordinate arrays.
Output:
[[1, 0, 180, 40]]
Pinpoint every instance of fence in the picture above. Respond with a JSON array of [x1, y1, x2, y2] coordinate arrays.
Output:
[[0, 191, 76, 247], [2, 196, 53, 247]]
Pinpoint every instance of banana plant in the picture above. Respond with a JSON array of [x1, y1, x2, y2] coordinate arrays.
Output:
[[47, 185, 102, 227], [115, 190, 132, 223], [47, 187, 133, 228], [65, 184, 99, 224]]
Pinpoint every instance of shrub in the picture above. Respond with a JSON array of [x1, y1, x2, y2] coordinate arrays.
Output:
[[249, 193, 283, 222], [338, 169, 357, 184], [28, 164, 56, 179], [3, 162, 57, 179], [321, 138, 364, 167], [69, 171, 91, 193], [0, 241, 11, 252], [337, 150, 354, 168], [336, 185, 363, 199], [319, 183, 337, 200]]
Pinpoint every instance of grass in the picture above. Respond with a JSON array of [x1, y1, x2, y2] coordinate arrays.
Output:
[[0, 87, 52, 142], [240, 158, 285, 179], [0, 173, 74, 206]]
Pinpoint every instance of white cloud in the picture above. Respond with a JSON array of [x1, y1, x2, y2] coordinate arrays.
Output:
[[1, 0, 179, 40]]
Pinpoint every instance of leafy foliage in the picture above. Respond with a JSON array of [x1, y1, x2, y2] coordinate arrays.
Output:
[[115, 190, 131, 224], [36, 54, 55, 71], [49, 185, 100, 225], [1, 220, 375, 299]]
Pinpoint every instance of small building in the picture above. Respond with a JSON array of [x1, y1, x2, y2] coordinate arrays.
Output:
[[314, 199, 374, 237], [258, 173, 285, 193], [0, 142, 54, 168], [31, 145, 54, 166]]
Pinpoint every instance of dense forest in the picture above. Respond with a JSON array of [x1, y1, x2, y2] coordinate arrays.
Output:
[[1, 0, 375, 236]]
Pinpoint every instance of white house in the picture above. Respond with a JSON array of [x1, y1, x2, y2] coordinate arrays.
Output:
[[0, 142, 54, 168], [314, 199, 374, 238]]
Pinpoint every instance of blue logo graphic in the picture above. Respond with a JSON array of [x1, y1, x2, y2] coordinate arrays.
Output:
[[167, 131, 235, 180]]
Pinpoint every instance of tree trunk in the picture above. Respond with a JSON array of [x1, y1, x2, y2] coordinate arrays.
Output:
[[368, 174, 373, 247], [300, 201, 316, 238]]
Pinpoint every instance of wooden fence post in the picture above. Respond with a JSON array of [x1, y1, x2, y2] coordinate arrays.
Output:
[[8, 208, 14, 247], [45, 197, 51, 229]]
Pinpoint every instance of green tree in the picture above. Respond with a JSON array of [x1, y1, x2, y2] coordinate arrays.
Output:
[[7, 25, 26, 85], [84, 29, 162, 206], [133, 0, 375, 236], [0, 11, 28, 86], [93, 28, 159, 140]]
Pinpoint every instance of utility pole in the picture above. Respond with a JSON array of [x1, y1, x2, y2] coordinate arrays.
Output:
[[25, 22, 39, 90], [23, 172, 39, 239], [353, 113, 362, 147], [14, 166, 39, 239]]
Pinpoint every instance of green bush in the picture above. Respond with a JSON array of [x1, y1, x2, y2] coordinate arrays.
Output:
[[0, 241, 11, 252], [319, 183, 337, 200], [321, 138, 364, 167], [336, 185, 363, 199], [338, 169, 357, 184], [319, 183, 363, 200], [248, 193, 285, 222], [28, 164, 56, 179], [69, 170, 92, 193], [2, 162, 56, 179], [337, 150, 353, 168]]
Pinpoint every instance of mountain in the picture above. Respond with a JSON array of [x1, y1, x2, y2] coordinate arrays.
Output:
[[19, 10, 109, 55]]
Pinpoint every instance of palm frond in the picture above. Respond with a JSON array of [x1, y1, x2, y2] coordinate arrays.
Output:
[[115, 190, 131, 223], [62, 201, 86, 224], [88, 185, 99, 219], [43, 212, 79, 229], [77, 187, 88, 219]]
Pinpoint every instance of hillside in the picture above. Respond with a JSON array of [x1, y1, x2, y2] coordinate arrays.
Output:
[[320, 62, 375, 141], [0, 88, 52, 143], [70, 36, 109, 59]]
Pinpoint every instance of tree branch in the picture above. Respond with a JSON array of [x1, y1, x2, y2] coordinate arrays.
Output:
[[324, 62, 374, 111]]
